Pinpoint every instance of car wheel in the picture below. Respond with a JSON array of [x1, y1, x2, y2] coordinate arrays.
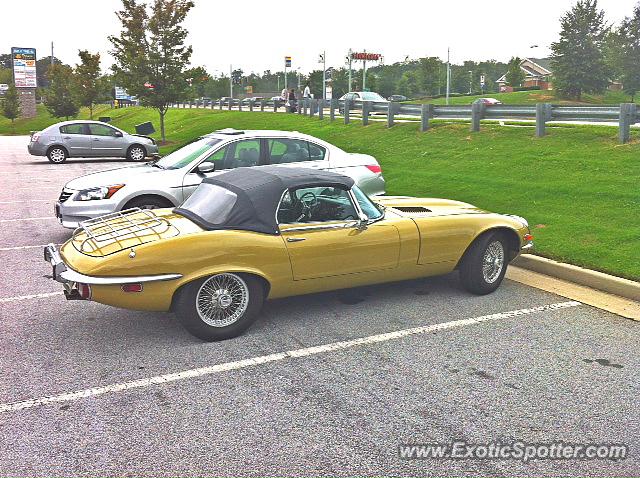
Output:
[[174, 273, 264, 341], [124, 196, 173, 211], [459, 231, 508, 295], [127, 145, 146, 162], [47, 147, 67, 164]]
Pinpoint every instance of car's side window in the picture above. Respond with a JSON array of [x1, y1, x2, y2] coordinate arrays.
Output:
[[88, 124, 118, 137], [202, 139, 261, 170], [267, 138, 326, 164], [277, 186, 358, 225], [60, 124, 85, 135]]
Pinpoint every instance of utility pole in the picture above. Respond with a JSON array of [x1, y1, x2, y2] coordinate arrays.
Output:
[[51, 41, 54, 66], [468, 70, 473, 94], [229, 64, 233, 98], [347, 49, 353, 93], [446, 48, 451, 105]]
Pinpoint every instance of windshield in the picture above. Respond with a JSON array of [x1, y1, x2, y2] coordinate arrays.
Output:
[[352, 186, 383, 220], [178, 183, 237, 225], [360, 92, 386, 101], [154, 138, 222, 170]]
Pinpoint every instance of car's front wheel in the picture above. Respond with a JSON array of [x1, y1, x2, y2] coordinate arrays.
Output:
[[127, 145, 147, 162], [47, 146, 67, 164], [174, 273, 265, 341], [459, 231, 508, 295]]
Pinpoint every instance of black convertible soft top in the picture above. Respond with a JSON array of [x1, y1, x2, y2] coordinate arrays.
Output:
[[174, 166, 355, 235]]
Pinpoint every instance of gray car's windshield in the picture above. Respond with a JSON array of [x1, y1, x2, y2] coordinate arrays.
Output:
[[154, 138, 222, 170]]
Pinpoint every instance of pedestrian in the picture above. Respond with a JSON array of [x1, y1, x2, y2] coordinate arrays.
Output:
[[288, 88, 297, 113], [303, 83, 311, 99], [281, 87, 287, 101]]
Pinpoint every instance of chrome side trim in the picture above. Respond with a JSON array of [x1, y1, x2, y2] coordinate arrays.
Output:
[[282, 222, 357, 233], [59, 269, 182, 285]]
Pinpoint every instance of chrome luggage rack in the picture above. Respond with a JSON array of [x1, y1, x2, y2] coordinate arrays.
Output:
[[73, 208, 174, 254]]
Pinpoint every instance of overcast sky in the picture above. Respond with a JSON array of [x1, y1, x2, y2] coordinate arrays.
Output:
[[1, 0, 636, 75]]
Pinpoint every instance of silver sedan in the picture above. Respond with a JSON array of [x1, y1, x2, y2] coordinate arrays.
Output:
[[28, 120, 159, 164], [55, 129, 386, 228]]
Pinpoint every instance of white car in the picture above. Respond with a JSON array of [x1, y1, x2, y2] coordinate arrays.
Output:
[[55, 129, 386, 228]]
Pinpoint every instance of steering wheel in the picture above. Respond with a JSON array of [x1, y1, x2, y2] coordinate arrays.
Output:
[[296, 191, 319, 221]]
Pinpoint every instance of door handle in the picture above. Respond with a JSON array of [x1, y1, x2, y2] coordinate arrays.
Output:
[[63, 136, 71, 139], [92, 138, 100, 141], [286, 237, 306, 242]]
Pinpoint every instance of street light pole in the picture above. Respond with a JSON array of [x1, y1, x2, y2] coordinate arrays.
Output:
[[320, 51, 326, 100], [446, 48, 451, 105], [362, 49, 367, 91], [229, 64, 233, 98], [468, 70, 473, 94]]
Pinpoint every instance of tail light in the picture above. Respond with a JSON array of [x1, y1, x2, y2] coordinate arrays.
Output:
[[122, 283, 143, 293], [365, 164, 382, 174], [77, 283, 92, 300], [524, 234, 533, 242]]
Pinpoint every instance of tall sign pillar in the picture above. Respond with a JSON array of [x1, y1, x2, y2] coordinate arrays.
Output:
[[11, 47, 38, 118]]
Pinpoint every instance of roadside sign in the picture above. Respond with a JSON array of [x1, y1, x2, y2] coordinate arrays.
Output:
[[285, 56, 292, 68], [350, 52, 381, 61], [480, 74, 486, 87], [114, 86, 131, 100], [11, 47, 37, 88]]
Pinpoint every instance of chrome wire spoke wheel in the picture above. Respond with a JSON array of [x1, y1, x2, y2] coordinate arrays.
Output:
[[49, 148, 65, 163], [482, 240, 505, 284], [196, 273, 250, 328]]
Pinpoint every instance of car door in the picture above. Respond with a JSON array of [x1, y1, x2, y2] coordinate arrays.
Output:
[[88, 123, 126, 157], [181, 138, 264, 201], [278, 186, 400, 280], [265, 137, 329, 170], [59, 123, 92, 157]]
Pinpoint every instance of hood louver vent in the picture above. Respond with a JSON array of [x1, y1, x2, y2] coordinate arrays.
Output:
[[393, 206, 432, 213]]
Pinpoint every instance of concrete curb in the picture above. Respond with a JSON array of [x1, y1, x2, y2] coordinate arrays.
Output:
[[512, 254, 640, 302]]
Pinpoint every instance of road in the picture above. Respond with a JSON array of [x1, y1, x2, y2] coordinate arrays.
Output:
[[0, 135, 638, 476]]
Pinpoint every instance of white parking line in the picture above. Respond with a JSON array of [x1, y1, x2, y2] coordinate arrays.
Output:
[[0, 244, 62, 251], [0, 217, 56, 223], [0, 292, 63, 303], [0, 200, 52, 204], [0, 301, 581, 413]]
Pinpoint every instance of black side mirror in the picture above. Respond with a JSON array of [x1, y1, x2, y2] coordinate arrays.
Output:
[[197, 162, 216, 174]]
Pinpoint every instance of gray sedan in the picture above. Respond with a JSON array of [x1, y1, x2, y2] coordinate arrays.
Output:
[[27, 120, 159, 164]]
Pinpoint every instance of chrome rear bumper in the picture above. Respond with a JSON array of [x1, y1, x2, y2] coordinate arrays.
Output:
[[43, 243, 182, 291]]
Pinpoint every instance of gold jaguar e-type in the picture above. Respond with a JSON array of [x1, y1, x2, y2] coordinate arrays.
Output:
[[45, 166, 533, 341]]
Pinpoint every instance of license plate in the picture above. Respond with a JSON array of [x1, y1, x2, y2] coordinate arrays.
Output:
[[54, 202, 61, 218]]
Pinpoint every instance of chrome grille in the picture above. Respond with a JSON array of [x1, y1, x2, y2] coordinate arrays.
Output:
[[59, 189, 73, 203]]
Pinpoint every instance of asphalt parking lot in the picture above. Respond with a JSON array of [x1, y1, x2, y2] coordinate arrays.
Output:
[[0, 135, 638, 476]]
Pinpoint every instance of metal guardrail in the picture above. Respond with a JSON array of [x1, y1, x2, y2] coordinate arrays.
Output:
[[170, 98, 639, 144]]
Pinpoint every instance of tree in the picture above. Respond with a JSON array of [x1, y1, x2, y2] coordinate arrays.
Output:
[[618, 2, 640, 101], [109, 0, 194, 143], [505, 57, 525, 87], [44, 64, 80, 119], [185, 66, 210, 98], [75, 50, 102, 119], [551, 0, 609, 100], [1, 83, 21, 123], [417, 57, 441, 96], [36, 56, 63, 88]]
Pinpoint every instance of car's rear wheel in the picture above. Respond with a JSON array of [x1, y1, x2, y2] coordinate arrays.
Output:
[[127, 145, 146, 162], [174, 273, 264, 341], [47, 147, 67, 164], [459, 231, 508, 295]]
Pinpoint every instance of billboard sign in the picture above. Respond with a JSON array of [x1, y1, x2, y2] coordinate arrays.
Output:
[[114, 86, 131, 100], [350, 52, 381, 61], [285, 56, 292, 68], [12, 47, 37, 88]]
